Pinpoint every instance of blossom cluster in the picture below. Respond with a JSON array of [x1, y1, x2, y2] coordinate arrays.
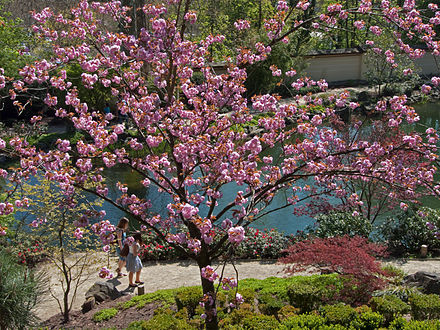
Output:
[[99, 266, 113, 279], [91, 220, 116, 245]]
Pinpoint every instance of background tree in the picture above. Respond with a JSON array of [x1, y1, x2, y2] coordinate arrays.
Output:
[[14, 177, 103, 323], [0, 0, 35, 79]]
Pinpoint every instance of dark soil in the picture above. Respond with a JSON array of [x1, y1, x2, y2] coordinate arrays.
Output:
[[42, 295, 168, 330]]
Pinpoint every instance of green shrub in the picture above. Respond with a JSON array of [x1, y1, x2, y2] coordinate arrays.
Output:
[[0, 251, 46, 330], [126, 314, 195, 330], [92, 308, 118, 322], [320, 303, 356, 326], [350, 311, 384, 330], [227, 287, 255, 305], [378, 207, 440, 256], [278, 305, 300, 320], [153, 307, 174, 316], [409, 293, 440, 320], [389, 317, 440, 329], [286, 282, 322, 313], [174, 286, 203, 316], [370, 295, 410, 324], [307, 212, 372, 238], [278, 313, 326, 329], [218, 308, 254, 328], [241, 314, 279, 329], [239, 274, 343, 301], [174, 307, 189, 321], [234, 227, 290, 259], [258, 292, 285, 316]]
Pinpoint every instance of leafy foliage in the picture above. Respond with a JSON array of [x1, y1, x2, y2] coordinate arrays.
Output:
[[92, 308, 118, 322], [287, 282, 322, 313], [234, 227, 290, 259], [320, 303, 357, 326], [174, 286, 203, 317], [307, 211, 372, 238], [369, 295, 410, 325], [408, 293, 440, 321], [280, 236, 389, 305], [5, 177, 103, 321], [389, 317, 440, 329], [139, 227, 290, 261], [378, 207, 440, 256], [0, 2, 35, 79], [0, 251, 46, 329], [126, 314, 195, 330]]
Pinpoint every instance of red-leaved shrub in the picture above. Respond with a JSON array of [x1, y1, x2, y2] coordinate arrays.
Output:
[[279, 235, 389, 305]]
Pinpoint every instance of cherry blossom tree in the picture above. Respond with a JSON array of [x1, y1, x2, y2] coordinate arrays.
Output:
[[1, 0, 440, 328]]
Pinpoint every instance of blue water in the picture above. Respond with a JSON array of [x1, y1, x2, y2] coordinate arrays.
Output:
[[8, 101, 440, 234], [99, 102, 440, 234]]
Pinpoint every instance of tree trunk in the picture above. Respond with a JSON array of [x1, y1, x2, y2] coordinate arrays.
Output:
[[197, 249, 218, 330]]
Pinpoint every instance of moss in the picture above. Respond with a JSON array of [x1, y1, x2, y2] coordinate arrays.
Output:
[[119, 288, 178, 310], [92, 308, 118, 322]]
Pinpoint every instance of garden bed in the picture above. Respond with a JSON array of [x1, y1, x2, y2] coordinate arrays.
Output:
[[41, 273, 440, 329]]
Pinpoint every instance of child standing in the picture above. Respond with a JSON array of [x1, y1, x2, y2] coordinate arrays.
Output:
[[115, 217, 129, 277], [126, 232, 143, 287]]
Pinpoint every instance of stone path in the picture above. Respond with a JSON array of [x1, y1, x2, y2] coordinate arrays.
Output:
[[35, 253, 440, 322]]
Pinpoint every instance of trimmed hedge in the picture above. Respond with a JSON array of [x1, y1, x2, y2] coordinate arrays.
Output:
[[91, 274, 440, 329], [409, 293, 440, 320], [370, 295, 410, 324]]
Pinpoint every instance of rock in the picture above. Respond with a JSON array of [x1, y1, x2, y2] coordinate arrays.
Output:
[[357, 91, 370, 102], [85, 281, 122, 303], [404, 271, 440, 295], [81, 296, 95, 313]]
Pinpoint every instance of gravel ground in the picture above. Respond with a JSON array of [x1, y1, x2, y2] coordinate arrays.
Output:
[[34, 253, 440, 322]]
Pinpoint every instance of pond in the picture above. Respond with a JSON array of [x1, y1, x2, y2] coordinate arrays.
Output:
[[98, 101, 440, 234]]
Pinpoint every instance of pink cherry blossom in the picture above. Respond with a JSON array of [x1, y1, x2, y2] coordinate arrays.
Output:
[[181, 203, 198, 219], [228, 226, 245, 244], [201, 266, 219, 282]]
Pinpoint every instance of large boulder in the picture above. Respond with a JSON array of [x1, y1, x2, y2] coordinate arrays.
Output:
[[85, 281, 121, 303], [81, 297, 95, 313], [404, 271, 440, 295]]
